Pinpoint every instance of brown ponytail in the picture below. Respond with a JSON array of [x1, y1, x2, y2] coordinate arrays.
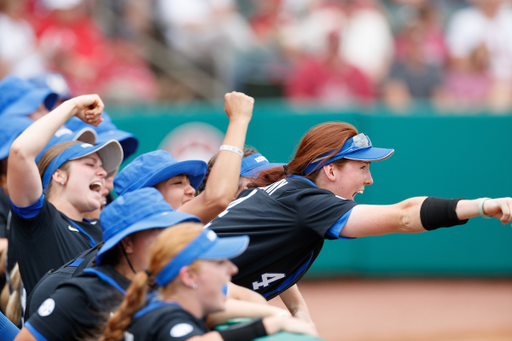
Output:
[[4, 263, 22, 326], [100, 223, 204, 341], [99, 271, 149, 341], [248, 122, 358, 188]]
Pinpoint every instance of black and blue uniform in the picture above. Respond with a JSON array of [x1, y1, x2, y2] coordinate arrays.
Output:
[[207, 176, 357, 300], [124, 300, 209, 341], [9, 194, 102, 295], [25, 264, 129, 341], [0, 190, 8, 238]]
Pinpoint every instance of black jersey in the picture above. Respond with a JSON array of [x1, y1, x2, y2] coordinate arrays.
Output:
[[25, 264, 130, 341], [125, 301, 209, 341], [0, 190, 8, 238], [25, 245, 100, 320], [9, 194, 103, 295], [207, 176, 357, 300]]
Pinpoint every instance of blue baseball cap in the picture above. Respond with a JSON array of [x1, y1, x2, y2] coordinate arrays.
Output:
[[29, 72, 72, 100], [42, 140, 123, 190], [96, 130, 138, 161], [36, 127, 97, 164], [66, 115, 138, 160], [240, 153, 285, 178], [0, 75, 58, 118], [155, 228, 249, 287], [114, 150, 207, 196], [0, 116, 33, 160], [304, 133, 394, 175], [97, 187, 200, 265]]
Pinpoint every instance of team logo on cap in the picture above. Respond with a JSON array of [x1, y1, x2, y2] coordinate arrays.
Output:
[[38, 298, 55, 317], [206, 230, 217, 241], [170, 323, 193, 337], [254, 156, 267, 163], [80, 143, 93, 148]]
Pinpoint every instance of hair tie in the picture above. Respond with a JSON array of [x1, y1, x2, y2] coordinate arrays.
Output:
[[144, 269, 152, 277], [283, 165, 288, 174]]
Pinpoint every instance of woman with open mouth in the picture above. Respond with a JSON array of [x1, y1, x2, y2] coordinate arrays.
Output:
[[206, 121, 512, 319], [7, 94, 123, 296]]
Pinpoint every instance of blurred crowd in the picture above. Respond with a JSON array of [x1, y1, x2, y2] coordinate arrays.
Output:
[[1, 0, 512, 112]]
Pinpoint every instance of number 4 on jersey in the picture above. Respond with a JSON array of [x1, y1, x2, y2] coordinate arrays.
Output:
[[252, 273, 286, 290]]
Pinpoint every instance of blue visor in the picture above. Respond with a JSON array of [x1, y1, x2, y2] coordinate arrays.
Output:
[[304, 133, 394, 175], [0, 116, 33, 160], [97, 187, 200, 265], [155, 229, 249, 287], [240, 153, 285, 178], [114, 150, 207, 196], [42, 140, 123, 190]]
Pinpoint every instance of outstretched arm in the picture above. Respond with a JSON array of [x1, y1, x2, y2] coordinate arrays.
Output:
[[178, 92, 253, 223], [8, 95, 104, 207], [341, 197, 512, 238], [279, 284, 315, 326]]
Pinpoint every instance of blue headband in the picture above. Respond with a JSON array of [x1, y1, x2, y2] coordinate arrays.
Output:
[[304, 133, 394, 175], [155, 229, 249, 287]]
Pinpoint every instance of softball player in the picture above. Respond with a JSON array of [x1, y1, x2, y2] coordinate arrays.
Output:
[[100, 223, 318, 341], [15, 188, 199, 341], [207, 122, 512, 312], [7, 95, 123, 295]]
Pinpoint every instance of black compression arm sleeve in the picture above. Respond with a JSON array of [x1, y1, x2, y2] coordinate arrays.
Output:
[[217, 318, 267, 341], [420, 197, 469, 231]]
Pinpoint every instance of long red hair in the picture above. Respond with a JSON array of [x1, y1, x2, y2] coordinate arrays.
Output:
[[248, 122, 358, 187]]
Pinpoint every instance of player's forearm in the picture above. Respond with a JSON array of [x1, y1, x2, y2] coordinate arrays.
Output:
[[10, 100, 75, 159], [279, 285, 313, 323]]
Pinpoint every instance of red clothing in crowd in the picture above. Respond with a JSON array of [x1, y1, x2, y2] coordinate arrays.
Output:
[[286, 57, 374, 105]]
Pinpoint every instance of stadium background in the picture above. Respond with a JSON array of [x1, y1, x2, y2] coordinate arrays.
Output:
[[2, 0, 512, 339]]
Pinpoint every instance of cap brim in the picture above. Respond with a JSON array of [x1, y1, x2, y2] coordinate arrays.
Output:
[[97, 130, 139, 161], [70, 139, 123, 177], [96, 210, 199, 264], [199, 235, 249, 260], [74, 128, 97, 144], [1, 88, 56, 117], [142, 160, 207, 191], [344, 147, 394, 162]]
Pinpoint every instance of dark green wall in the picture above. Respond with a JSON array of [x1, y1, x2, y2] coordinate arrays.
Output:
[[107, 101, 512, 278]]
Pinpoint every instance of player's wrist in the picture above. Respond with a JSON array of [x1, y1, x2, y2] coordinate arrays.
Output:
[[420, 197, 469, 230]]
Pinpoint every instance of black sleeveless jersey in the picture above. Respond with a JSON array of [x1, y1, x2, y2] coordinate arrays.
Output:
[[207, 177, 357, 299]]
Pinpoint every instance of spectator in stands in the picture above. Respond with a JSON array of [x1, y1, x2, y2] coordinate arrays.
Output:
[[382, 21, 444, 109], [446, 0, 512, 110], [32, 0, 157, 102], [394, 3, 447, 67], [0, 0, 45, 78], [340, 0, 394, 84], [155, 0, 255, 92], [286, 30, 374, 107], [442, 43, 493, 111]]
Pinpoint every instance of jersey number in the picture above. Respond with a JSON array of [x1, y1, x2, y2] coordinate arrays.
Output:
[[252, 273, 286, 290]]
